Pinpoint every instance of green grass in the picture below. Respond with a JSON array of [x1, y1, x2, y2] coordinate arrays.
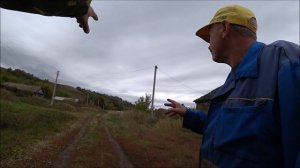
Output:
[[68, 114, 119, 168], [75, 114, 101, 148], [0, 99, 76, 160]]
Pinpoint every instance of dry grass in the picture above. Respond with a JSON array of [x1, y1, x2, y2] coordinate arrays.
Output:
[[104, 111, 202, 168]]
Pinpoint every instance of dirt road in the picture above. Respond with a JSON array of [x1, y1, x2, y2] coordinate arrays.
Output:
[[5, 110, 200, 168], [9, 112, 132, 168]]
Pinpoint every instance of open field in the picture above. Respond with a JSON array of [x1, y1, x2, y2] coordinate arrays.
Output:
[[104, 111, 201, 168], [0, 89, 202, 168]]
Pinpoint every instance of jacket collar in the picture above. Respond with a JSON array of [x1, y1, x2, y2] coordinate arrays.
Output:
[[212, 41, 265, 99], [234, 41, 265, 79]]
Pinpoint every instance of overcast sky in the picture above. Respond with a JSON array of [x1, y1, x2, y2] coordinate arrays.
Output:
[[1, 1, 299, 108]]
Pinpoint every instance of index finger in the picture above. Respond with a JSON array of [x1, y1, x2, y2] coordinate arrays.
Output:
[[92, 14, 98, 21], [164, 103, 172, 107], [82, 21, 90, 34], [167, 99, 178, 104]]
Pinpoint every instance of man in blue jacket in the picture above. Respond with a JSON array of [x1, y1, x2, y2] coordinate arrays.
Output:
[[165, 5, 300, 168]]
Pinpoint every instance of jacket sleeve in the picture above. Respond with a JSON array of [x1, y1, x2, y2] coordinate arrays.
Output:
[[277, 41, 300, 168], [0, 0, 91, 17], [182, 108, 207, 134]]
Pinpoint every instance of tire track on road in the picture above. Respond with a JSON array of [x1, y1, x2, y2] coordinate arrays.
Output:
[[53, 114, 94, 168], [104, 125, 133, 168]]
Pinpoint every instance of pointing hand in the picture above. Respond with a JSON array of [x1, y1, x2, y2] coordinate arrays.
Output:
[[76, 6, 98, 34], [164, 99, 187, 117]]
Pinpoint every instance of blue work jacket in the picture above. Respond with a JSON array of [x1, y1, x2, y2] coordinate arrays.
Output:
[[183, 41, 300, 168]]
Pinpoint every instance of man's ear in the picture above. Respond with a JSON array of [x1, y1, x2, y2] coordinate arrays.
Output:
[[221, 20, 230, 38]]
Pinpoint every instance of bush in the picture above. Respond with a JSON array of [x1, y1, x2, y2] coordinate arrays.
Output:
[[134, 94, 151, 111], [41, 85, 52, 99]]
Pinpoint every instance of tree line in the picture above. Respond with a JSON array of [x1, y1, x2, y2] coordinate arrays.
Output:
[[0, 67, 164, 112]]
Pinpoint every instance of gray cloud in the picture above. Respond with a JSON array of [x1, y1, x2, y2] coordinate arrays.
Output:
[[1, 1, 299, 107]]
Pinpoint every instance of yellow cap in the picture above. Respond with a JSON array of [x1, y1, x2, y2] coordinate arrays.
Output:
[[196, 5, 257, 43]]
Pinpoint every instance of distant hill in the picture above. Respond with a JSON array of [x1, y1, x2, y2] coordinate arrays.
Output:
[[0, 67, 133, 110]]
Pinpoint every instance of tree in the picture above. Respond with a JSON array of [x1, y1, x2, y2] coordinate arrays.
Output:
[[41, 85, 52, 99], [134, 94, 151, 111]]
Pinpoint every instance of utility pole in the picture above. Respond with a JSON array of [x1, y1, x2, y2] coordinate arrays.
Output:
[[151, 65, 158, 118], [87, 93, 89, 106], [51, 71, 59, 105]]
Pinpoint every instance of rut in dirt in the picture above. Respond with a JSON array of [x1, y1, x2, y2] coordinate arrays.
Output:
[[104, 125, 133, 168], [52, 114, 94, 168], [52, 112, 133, 168]]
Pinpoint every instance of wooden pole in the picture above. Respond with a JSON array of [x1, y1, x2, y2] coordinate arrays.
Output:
[[51, 71, 59, 105], [151, 65, 158, 118]]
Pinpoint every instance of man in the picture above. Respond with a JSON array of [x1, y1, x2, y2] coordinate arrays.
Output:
[[0, 0, 98, 34], [165, 5, 300, 168]]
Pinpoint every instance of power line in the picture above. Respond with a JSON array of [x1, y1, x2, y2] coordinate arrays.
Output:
[[93, 66, 153, 80], [158, 68, 204, 94], [107, 66, 153, 75]]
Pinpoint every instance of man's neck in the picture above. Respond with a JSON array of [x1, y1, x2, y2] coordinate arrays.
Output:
[[227, 38, 255, 69]]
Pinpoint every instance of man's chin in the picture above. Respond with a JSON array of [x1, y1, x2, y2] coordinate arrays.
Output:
[[212, 57, 226, 64], [212, 56, 221, 63]]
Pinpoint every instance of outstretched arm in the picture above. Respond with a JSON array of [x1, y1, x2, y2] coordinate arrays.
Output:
[[0, 0, 98, 34]]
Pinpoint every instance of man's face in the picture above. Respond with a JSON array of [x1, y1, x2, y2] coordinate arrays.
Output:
[[208, 23, 227, 63]]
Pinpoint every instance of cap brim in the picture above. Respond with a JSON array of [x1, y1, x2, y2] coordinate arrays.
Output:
[[196, 24, 210, 43]]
